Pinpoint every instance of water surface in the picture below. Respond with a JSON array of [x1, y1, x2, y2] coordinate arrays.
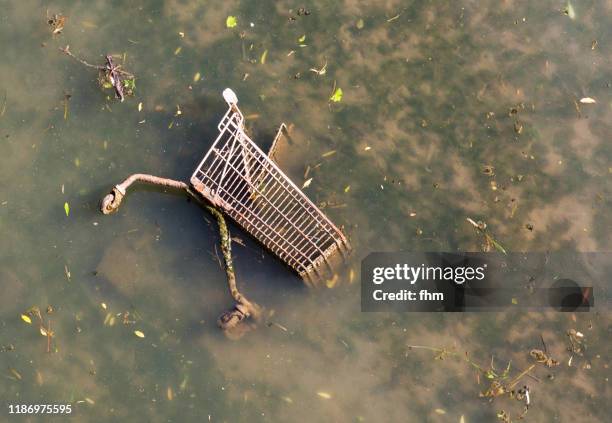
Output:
[[1, 0, 610, 421]]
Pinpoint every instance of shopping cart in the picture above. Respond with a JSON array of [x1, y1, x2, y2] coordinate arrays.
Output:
[[190, 89, 350, 284]]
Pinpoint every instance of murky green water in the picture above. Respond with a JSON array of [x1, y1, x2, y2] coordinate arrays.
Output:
[[1, 0, 610, 421]]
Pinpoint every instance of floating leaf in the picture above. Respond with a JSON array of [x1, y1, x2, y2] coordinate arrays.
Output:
[[138, 102, 143, 112], [326, 274, 338, 288], [564, 2, 576, 19], [134, 330, 145, 338], [167, 386, 174, 401], [487, 234, 507, 255], [302, 178, 313, 189], [64, 202, 70, 216], [123, 78, 136, 91], [511, 298, 518, 305], [579, 97, 596, 104], [344, 185, 351, 193], [298, 34, 306, 43], [356, 19, 365, 29], [174, 46, 182, 55], [260, 49, 268, 64], [330, 87, 343, 102], [317, 392, 332, 399], [21, 314, 32, 324], [435, 409, 446, 415], [85, 397, 95, 405], [193, 72, 201, 82], [226, 16, 237, 28]]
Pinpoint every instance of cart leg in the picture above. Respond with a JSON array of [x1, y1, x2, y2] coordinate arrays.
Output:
[[267, 123, 288, 158], [99, 173, 261, 332]]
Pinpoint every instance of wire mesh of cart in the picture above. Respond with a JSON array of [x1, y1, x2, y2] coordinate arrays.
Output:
[[190, 89, 350, 284]]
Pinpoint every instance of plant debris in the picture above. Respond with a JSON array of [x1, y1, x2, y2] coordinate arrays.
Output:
[[481, 165, 495, 177], [60, 46, 135, 102], [530, 349, 559, 367], [466, 218, 507, 254], [407, 343, 535, 420], [310, 60, 327, 76], [566, 329, 585, 355], [47, 12, 66, 35], [22, 306, 55, 353], [564, 2, 576, 19]]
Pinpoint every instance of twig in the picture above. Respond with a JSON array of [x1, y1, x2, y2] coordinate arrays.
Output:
[[59, 46, 134, 77], [407, 345, 447, 352], [59, 45, 103, 70], [507, 364, 536, 390], [46, 320, 52, 353], [540, 334, 548, 353]]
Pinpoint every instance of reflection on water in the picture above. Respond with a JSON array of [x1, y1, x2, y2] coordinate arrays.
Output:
[[1, 0, 610, 421]]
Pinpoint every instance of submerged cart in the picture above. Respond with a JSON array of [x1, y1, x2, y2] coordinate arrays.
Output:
[[191, 89, 350, 283], [100, 89, 350, 329]]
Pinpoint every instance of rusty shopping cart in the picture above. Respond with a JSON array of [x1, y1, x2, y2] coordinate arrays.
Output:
[[190, 89, 350, 284], [101, 88, 350, 289], [100, 89, 350, 329]]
